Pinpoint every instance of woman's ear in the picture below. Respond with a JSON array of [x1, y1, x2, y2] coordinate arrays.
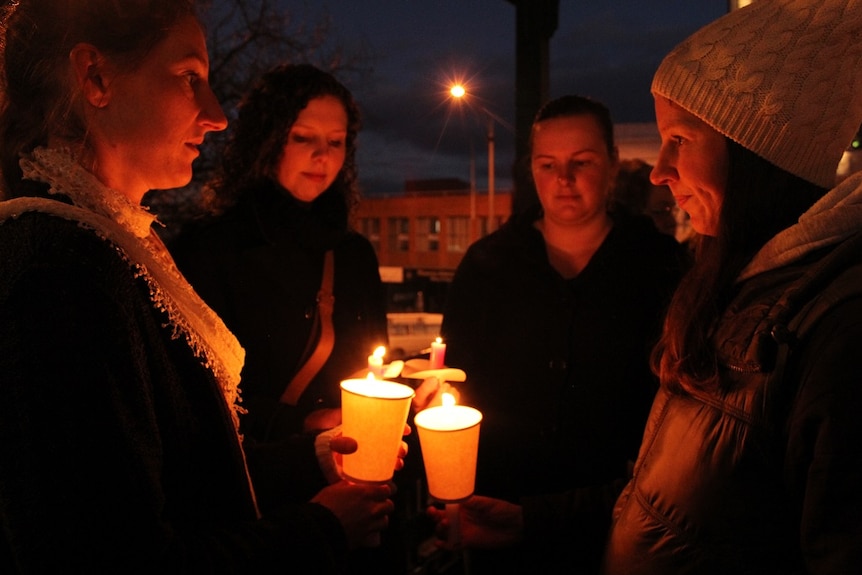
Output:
[[69, 43, 111, 109]]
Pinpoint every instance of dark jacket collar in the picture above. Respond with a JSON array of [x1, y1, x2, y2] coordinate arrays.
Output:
[[239, 180, 348, 252]]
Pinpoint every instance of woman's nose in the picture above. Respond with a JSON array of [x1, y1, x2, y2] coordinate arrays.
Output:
[[312, 141, 331, 159], [651, 149, 675, 186], [557, 166, 574, 186], [199, 84, 227, 132]]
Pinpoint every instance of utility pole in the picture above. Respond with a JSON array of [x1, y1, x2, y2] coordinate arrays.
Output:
[[506, 0, 559, 215]]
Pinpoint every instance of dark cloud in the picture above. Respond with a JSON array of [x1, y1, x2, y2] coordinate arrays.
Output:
[[551, 2, 726, 123]]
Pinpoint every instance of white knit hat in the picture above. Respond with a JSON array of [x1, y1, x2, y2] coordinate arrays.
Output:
[[652, 0, 862, 189]]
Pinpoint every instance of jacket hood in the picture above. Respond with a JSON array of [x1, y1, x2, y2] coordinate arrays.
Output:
[[739, 171, 862, 282]]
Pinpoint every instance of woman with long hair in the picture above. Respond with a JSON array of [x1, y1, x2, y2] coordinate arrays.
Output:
[[171, 64, 388, 443], [433, 2, 862, 573], [0, 3, 393, 571]]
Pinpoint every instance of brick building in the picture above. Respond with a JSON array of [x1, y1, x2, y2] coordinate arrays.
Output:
[[352, 178, 512, 313], [351, 123, 667, 313]]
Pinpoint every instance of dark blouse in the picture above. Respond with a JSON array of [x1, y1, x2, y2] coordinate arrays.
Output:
[[441, 209, 687, 573], [171, 182, 388, 441]]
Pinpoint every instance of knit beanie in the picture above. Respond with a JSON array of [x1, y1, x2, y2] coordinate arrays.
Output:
[[652, 0, 862, 189]]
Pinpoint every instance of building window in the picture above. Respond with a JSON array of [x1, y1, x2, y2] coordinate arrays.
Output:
[[388, 217, 410, 252], [359, 217, 381, 251], [446, 216, 470, 252], [416, 217, 440, 252]]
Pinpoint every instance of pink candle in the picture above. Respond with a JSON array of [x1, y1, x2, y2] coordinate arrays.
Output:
[[429, 337, 447, 369]]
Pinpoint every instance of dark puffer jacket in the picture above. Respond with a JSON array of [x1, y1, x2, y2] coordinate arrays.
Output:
[[603, 232, 862, 575]]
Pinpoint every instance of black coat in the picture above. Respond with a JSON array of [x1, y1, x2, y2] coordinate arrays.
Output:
[[0, 208, 348, 573], [171, 183, 388, 442], [441, 209, 687, 573]]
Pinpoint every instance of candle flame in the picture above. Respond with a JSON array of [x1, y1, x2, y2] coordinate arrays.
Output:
[[435, 337, 443, 344], [366, 372, 377, 381], [442, 392, 456, 407], [373, 345, 386, 359]]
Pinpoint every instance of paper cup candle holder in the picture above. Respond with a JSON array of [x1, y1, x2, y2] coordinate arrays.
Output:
[[340, 375, 414, 484], [414, 393, 482, 502]]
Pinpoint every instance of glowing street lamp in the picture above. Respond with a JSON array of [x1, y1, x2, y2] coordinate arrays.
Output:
[[449, 83, 496, 233]]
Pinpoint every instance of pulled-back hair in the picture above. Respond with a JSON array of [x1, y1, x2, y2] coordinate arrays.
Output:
[[653, 139, 827, 392], [204, 63, 361, 217], [0, 0, 198, 197], [531, 94, 616, 158]]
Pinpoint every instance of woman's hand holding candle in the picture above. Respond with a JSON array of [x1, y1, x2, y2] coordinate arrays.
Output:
[[316, 424, 411, 484], [427, 495, 524, 551], [412, 377, 440, 412], [317, 422, 410, 548], [302, 407, 342, 434], [413, 379, 461, 413], [340, 377, 414, 484], [388, 424, 411, 473], [328, 433, 358, 457], [415, 392, 482, 551], [312, 480, 395, 550]]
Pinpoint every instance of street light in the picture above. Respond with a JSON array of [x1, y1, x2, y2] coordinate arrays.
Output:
[[449, 83, 496, 233]]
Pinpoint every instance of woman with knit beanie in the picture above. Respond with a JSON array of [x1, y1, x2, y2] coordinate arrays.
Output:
[[430, 1, 862, 572]]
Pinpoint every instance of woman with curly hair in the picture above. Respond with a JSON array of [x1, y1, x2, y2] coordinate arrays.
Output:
[[172, 63, 388, 444]]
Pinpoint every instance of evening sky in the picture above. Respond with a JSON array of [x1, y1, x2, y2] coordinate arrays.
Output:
[[278, 1, 728, 194]]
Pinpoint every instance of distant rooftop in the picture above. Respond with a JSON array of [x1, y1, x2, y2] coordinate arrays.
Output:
[[403, 178, 471, 193]]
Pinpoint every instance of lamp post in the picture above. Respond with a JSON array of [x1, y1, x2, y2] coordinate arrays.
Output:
[[450, 84, 496, 233], [486, 114, 495, 232]]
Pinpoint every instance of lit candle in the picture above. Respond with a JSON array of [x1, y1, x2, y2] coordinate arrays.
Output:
[[415, 393, 482, 500], [340, 374, 414, 484], [367, 345, 386, 378], [429, 337, 447, 369], [415, 393, 482, 548]]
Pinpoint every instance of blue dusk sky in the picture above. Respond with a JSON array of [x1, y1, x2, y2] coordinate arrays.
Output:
[[272, 1, 729, 194]]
